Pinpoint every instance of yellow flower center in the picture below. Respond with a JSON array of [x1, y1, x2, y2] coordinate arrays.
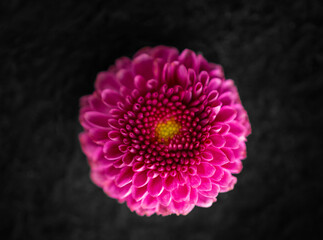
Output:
[[155, 119, 181, 142]]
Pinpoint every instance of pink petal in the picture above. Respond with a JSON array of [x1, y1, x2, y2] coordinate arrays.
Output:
[[177, 171, 187, 185], [157, 189, 171, 206], [89, 128, 108, 143], [232, 142, 247, 159], [189, 175, 201, 188], [103, 141, 123, 159], [210, 167, 224, 182], [120, 86, 132, 97], [141, 209, 155, 217], [217, 170, 232, 186], [115, 56, 132, 70], [224, 133, 240, 149], [107, 119, 120, 129], [147, 170, 158, 179], [177, 64, 188, 89], [79, 133, 102, 160], [223, 160, 243, 174], [198, 177, 212, 191], [152, 59, 164, 81], [173, 201, 189, 213], [218, 91, 233, 106], [199, 71, 210, 86], [197, 54, 211, 72], [164, 175, 178, 191], [146, 79, 158, 90], [88, 95, 110, 113], [89, 151, 113, 170], [132, 185, 148, 201], [118, 144, 128, 153], [104, 181, 132, 199], [113, 158, 126, 168], [197, 162, 216, 177], [84, 112, 110, 128], [157, 204, 172, 216], [151, 45, 179, 61], [132, 161, 146, 172], [196, 194, 214, 208], [133, 54, 154, 80], [221, 148, 235, 162], [189, 187, 198, 204], [95, 72, 120, 91], [208, 78, 222, 91], [104, 165, 121, 179], [147, 176, 164, 197], [188, 69, 196, 86], [132, 171, 149, 187], [126, 197, 141, 212], [208, 148, 229, 166], [199, 183, 220, 198], [218, 123, 230, 135], [115, 167, 133, 187], [134, 75, 147, 92], [90, 169, 109, 187], [133, 46, 151, 58], [215, 106, 237, 122], [179, 49, 198, 70], [107, 130, 121, 141], [101, 89, 122, 106], [201, 151, 213, 161], [171, 62, 182, 85], [209, 64, 224, 78], [183, 90, 192, 104], [117, 69, 135, 88], [141, 194, 158, 209], [206, 90, 219, 106], [188, 166, 197, 175], [212, 101, 222, 116], [182, 204, 195, 216], [122, 152, 135, 165], [162, 62, 175, 86], [172, 184, 190, 202], [193, 82, 203, 98], [209, 134, 226, 148], [229, 121, 246, 137], [210, 124, 222, 134], [228, 176, 237, 190], [219, 176, 237, 192], [80, 111, 93, 129]]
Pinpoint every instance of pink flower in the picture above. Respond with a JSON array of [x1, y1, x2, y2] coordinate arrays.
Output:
[[79, 46, 251, 216]]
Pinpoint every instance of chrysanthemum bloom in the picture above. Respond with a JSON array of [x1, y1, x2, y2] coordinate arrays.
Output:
[[79, 46, 251, 216]]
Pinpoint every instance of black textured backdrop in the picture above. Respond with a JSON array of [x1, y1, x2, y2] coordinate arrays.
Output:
[[1, 0, 323, 239]]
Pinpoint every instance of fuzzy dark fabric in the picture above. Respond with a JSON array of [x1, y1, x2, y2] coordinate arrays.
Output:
[[1, 0, 323, 239]]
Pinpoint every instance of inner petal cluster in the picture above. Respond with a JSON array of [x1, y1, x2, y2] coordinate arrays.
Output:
[[114, 86, 213, 183]]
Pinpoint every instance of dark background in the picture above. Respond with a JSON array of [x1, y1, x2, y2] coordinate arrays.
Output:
[[1, 0, 323, 239]]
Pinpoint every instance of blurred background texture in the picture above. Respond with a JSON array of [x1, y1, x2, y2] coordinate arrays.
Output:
[[1, 0, 322, 239]]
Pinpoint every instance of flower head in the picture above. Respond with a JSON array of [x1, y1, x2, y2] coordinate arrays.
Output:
[[79, 46, 251, 216]]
